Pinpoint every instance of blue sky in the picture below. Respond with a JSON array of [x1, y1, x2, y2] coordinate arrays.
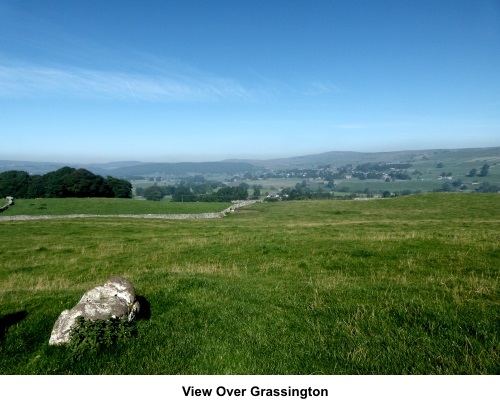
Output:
[[1, 0, 499, 163]]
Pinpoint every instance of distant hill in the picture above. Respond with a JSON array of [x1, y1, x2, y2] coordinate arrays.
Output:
[[0, 160, 261, 177], [228, 147, 500, 169], [105, 161, 260, 177], [2, 147, 499, 177], [0, 160, 72, 175]]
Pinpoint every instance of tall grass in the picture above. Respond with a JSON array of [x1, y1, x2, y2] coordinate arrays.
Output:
[[0, 194, 498, 374]]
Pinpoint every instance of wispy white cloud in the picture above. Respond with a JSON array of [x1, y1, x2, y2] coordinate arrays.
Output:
[[304, 81, 340, 96], [0, 63, 252, 102]]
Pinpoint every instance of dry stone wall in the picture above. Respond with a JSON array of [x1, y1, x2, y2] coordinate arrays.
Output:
[[0, 200, 257, 221], [0, 196, 14, 213]]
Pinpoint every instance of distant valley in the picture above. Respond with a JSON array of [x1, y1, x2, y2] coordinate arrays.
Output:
[[2, 147, 499, 177], [2, 147, 499, 200]]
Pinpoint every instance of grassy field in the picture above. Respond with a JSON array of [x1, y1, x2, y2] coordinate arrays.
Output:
[[0, 194, 499, 374], [2, 198, 230, 216]]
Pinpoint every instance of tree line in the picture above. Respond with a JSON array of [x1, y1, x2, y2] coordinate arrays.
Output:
[[137, 183, 250, 202], [467, 164, 490, 178], [0, 167, 132, 198]]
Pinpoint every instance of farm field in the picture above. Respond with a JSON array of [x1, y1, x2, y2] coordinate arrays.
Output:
[[1, 198, 230, 216], [0, 194, 499, 374]]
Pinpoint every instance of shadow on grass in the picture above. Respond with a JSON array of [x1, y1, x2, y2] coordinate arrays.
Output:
[[136, 296, 151, 320], [0, 310, 28, 339]]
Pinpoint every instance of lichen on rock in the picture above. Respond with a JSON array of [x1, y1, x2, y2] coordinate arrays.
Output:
[[49, 276, 140, 345]]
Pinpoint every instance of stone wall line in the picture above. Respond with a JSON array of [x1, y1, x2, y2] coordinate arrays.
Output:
[[0, 196, 14, 213]]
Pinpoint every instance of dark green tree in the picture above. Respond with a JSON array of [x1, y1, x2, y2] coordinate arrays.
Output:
[[43, 166, 75, 197], [213, 185, 249, 202], [0, 166, 132, 199], [172, 185, 196, 202], [63, 169, 110, 197], [475, 182, 499, 193], [143, 186, 165, 201], [105, 176, 132, 198], [479, 164, 490, 177], [0, 170, 31, 198], [467, 168, 477, 177], [26, 175, 46, 198], [238, 182, 250, 191], [191, 183, 212, 195], [252, 185, 262, 198]]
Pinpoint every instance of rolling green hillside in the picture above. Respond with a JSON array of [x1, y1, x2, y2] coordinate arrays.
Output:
[[237, 147, 500, 169], [2, 147, 499, 177], [0, 194, 498, 374]]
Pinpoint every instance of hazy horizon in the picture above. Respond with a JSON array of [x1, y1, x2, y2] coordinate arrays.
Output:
[[1, 1, 499, 163], [1, 145, 499, 166]]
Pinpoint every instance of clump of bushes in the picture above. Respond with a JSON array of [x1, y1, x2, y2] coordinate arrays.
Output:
[[67, 316, 136, 360]]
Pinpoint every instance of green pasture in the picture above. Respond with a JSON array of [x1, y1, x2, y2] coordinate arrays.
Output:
[[1, 198, 229, 216], [335, 179, 439, 194], [0, 194, 499, 374]]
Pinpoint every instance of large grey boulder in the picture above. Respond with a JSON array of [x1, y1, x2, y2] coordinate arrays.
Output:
[[49, 276, 140, 345]]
